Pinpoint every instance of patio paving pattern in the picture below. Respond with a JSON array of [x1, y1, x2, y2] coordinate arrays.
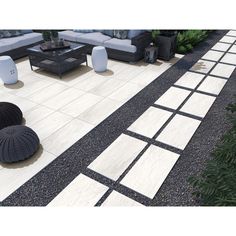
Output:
[[1, 30, 236, 207]]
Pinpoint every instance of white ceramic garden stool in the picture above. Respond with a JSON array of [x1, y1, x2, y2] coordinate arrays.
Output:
[[91, 46, 108, 72], [0, 56, 18, 85]]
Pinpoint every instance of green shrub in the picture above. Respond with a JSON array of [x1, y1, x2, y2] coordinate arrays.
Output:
[[176, 30, 209, 54], [189, 97, 236, 206]]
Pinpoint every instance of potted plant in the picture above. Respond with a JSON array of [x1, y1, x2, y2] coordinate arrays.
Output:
[[155, 30, 177, 61], [42, 31, 51, 42]]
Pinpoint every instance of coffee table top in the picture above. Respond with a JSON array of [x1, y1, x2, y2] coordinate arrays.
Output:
[[27, 41, 87, 57]]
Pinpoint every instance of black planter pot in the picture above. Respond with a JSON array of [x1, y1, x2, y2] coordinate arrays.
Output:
[[156, 34, 177, 61]]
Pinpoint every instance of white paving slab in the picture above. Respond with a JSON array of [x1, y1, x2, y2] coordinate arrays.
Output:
[[42, 119, 94, 156], [60, 93, 103, 118], [156, 114, 201, 150], [78, 98, 122, 126], [202, 50, 224, 62], [220, 53, 236, 65], [211, 42, 231, 52], [128, 107, 172, 138], [155, 87, 191, 109], [226, 30, 236, 37], [174, 71, 205, 89], [108, 82, 143, 102], [31, 111, 72, 141], [197, 76, 227, 95], [102, 191, 143, 206], [220, 36, 236, 44], [89, 79, 126, 97], [48, 174, 108, 207], [190, 59, 216, 74], [88, 134, 147, 181], [210, 63, 235, 78], [180, 92, 216, 118], [28, 83, 68, 104], [228, 45, 236, 54], [42, 87, 85, 110], [0, 148, 56, 201], [121, 145, 179, 199], [24, 105, 54, 126]]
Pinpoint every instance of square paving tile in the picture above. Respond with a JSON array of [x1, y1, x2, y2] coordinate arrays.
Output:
[[48, 174, 108, 206], [60, 93, 103, 118], [226, 30, 236, 37], [197, 76, 227, 95], [0, 148, 56, 201], [88, 134, 147, 181], [190, 60, 216, 74], [121, 145, 179, 199], [101, 191, 143, 206], [220, 53, 236, 65], [174, 71, 205, 89], [201, 50, 224, 62], [211, 42, 231, 52], [220, 36, 236, 44], [180, 92, 216, 118], [154, 87, 191, 109], [128, 107, 172, 138], [156, 114, 201, 150], [42, 119, 94, 156], [228, 45, 236, 54], [210, 63, 235, 78]]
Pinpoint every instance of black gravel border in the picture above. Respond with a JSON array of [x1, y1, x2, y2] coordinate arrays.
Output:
[[1, 30, 230, 206]]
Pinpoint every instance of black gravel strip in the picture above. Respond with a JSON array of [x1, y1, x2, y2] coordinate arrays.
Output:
[[151, 69, 236, 206], [1, 30, 227, 207]]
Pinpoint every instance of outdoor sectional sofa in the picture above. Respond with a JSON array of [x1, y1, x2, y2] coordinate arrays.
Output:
[[59, 30, 152, 62], [0, 30, 43, 60]]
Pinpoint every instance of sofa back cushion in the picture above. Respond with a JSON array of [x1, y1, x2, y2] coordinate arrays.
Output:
[[0, 30, 22, 38], [21, 30, 33, 34], [127, 30, 145, 39], [113, 30, 128, 39], [74, 29, 94, 33]]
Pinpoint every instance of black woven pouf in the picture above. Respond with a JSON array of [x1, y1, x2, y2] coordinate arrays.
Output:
[[0, 125, 40, 163], [0, 102, 23, 130]]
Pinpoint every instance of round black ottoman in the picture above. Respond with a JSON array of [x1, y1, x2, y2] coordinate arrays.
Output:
[[0, 102, 23, 130], [0, 125, 40, 163]]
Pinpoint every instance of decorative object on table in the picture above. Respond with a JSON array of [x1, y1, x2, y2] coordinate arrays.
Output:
[[0, 56, 18, 84], [0, 125, 40, 163], [42, 30, 59, 42], [91, 46, 108, 72], [155, 30, 177, 61], [0, 102, 23, 130], [40, 40, 70, 51], [113, 30, 129, 39], [144, 43, 158, 63]]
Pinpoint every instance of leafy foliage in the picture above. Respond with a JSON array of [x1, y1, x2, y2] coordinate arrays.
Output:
[[176, 30, 209, 54], [189, 97, 236, 206], [42, 30, 59, 41]]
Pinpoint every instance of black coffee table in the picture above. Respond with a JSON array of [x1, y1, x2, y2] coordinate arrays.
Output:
[[27, 42, 88, 78]]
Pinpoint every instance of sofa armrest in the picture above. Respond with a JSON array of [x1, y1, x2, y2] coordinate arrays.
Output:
[[131, 32, 152, 50]]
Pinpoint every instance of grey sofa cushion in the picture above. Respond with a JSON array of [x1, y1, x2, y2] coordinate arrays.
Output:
[[0, 32, 42, 52], [19, 32, 43, 46], [76, 32, 111, 46], [21, 30, 33, 34], [104, 38, 137, 53], [59, 30, 83, 42], [0, 42, 12, 53]]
